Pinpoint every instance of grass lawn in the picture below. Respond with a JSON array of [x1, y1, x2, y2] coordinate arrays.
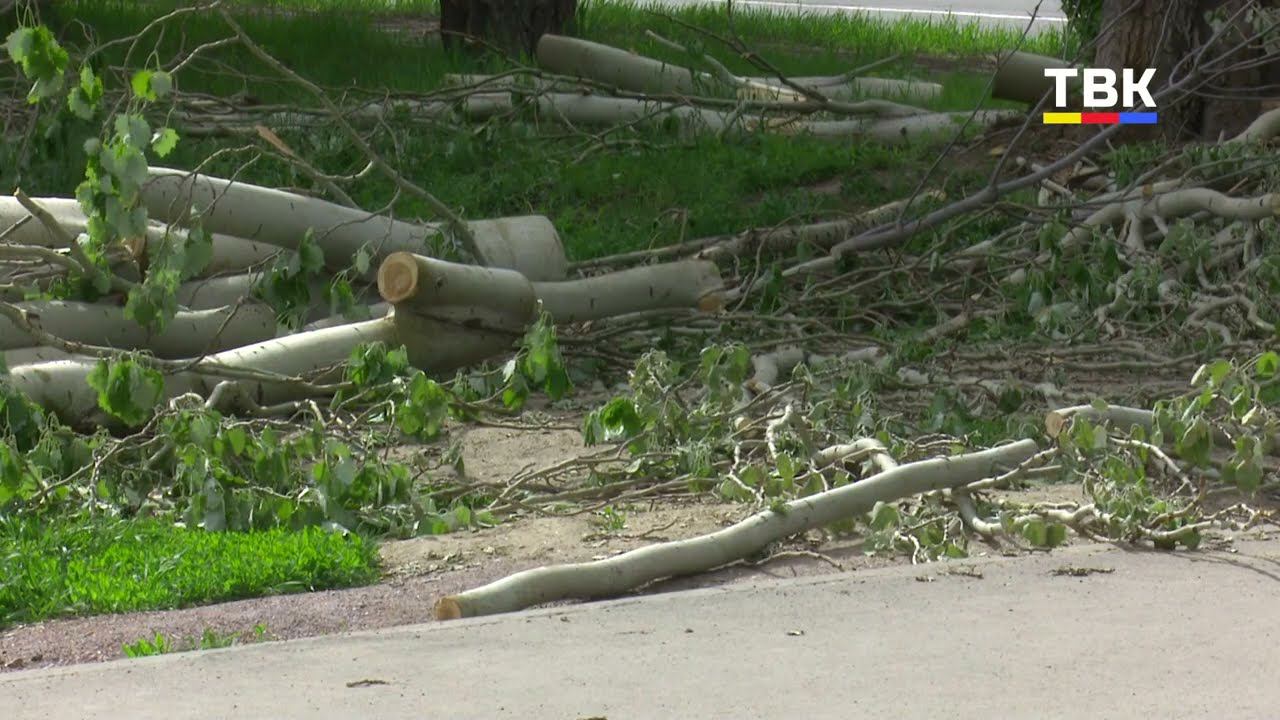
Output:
[[0, 515, 379, 628]]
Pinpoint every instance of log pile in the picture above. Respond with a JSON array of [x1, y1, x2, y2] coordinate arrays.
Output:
[[0, 168, 725, 426]]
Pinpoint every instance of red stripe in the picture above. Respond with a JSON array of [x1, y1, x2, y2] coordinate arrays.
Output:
[[1081, 112, 1120, 124]]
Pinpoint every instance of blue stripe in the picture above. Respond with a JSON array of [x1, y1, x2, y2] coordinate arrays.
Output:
[[1119, 112, 1158, 124]]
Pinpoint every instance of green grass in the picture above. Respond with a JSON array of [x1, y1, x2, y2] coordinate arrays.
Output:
[[123, 624, 269, 657], [578, 0, 1072, 59], [0, 515, 380, 628]]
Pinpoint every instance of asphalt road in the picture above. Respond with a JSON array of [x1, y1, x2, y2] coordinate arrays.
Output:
[[3, 540, 1277, 719], [651, 0, 1067, 26]]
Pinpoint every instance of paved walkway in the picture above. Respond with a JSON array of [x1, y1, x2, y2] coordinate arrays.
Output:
[[3, 540, 1277, 719]]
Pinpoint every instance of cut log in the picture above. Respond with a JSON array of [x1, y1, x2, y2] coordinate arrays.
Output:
[[377, 252, 725, 324], [532, 93, 736, 132], [992, 51, 1078, 106], [434, 439, 1041, 619], [141, 169, 568, 281], [0, 301, 277, 358], [535, 34, 712, 95], [748, 75, 942, 102], [377, 253, 540, 329], [778, 110, 1022, 144], [534, 260, 725, 321]]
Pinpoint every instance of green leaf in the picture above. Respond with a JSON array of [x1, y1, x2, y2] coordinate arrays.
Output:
[[1020, 519, 1048, 547], [114, 114, 152, 150], [5, 28, 34, 63], [7, 26, 68, 102], [867, 501, 899, 531], [149, 71, 173, 98], [298, 230, 326, 273], [354, 247, 372, 275], [396, 374, 450, 440], [598, 397, 644, 438], [151, 127, 179, 158], [131, 69, 157, 101], [86, 357, 164, 426], [67, 65, 104, 119], [1256, 351, 1280, 379], [1044, 523, 1068, 548], [125, 267, 180, 332], [224, 426, 248, 456]]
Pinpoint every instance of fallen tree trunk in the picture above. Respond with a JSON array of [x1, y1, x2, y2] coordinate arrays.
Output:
[[0, 301, 277, 358], [794, 111, 1021, 143], [142, 169, 569, 281], [747, 75, 942, 102], [1044, 404, 1155, 438], [5, 317, 399, 425], [532, 93, 736, 131], [1, 195, 286, 277], [535, 33, 720, 96], [434, 439, 1041, 619], [377, 252, 726, 324]]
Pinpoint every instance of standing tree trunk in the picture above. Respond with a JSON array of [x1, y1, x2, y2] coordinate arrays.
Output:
[[440, 0, 577, 56], [1095, 0, 1279, 141], [1094, 0, 1200, 141]]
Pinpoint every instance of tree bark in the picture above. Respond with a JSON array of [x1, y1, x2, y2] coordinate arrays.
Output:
[[440, 0, 577, 56], [434, 440, 1042, 619], [1194, 0, 1277, 140], [1095, 0, 1199, 141], [1095, 0, 1279, 141]]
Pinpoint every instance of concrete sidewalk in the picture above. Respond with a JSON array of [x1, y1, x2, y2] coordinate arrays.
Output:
[[3, 541, 1277, 719]]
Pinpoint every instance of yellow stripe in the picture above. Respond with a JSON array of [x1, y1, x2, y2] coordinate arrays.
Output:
[[1042, 112, 1081, 125]]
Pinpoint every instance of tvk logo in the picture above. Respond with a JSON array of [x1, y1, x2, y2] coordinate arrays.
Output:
[[1041, 68, 1158, 125]]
